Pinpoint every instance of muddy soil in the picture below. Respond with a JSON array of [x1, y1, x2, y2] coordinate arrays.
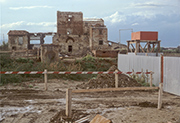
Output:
[[0, 79, 180, 123]]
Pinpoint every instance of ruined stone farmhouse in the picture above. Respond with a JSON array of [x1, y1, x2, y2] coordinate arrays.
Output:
[[8, 11, 126, 60]]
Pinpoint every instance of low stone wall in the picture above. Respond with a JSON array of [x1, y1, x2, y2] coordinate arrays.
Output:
[[92, 50, 119, 58], [6, 50, 38, 58]]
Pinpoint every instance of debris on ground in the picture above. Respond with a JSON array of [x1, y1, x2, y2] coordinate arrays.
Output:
[[90, 114, 112, 123], [77, 65, 141, 89], [50, 110, 91, 123]]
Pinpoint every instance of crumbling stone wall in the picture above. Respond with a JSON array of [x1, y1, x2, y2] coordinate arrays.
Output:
[[108, 41, 127, 50], [53, 34, 89, 56], [57, 11, 83, 35], [92, 50, 119, 58], [8, 30, 29, 50], [89, 27, 108, 50], [8, 11, 126, 59], [40, 44, 59, 63], [83, 19, 104, 35], [54, 11, 112, 56]]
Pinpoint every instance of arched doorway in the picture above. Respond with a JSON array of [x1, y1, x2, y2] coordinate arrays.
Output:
[[66, 37, 74, 53]]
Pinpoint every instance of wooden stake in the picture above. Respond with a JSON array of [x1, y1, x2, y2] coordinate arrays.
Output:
[[115, 70, 118, 88], [161, 54, 164, 83], [66, 89, 72, 118], [132, 69, 135, 79], [158, 83, 163, 110], [141, 69, 144, 81], [150, 71, 153, 87], [132, 69, 134, 73], [44, 69, 48, 91], [146, 69, 148, 83], [72, 87, 159, 93]]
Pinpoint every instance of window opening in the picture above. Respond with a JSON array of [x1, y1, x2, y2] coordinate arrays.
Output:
[[85, 22, 88, 26], [19, 37, 23, 45], [99, 40, 103, 45], [12, 46, 16, 50], [68, 15, 72, 18], [68, 45, 72, 52]]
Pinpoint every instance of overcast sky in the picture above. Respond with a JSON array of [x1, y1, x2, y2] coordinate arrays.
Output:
[[0, 0, 180, 47]]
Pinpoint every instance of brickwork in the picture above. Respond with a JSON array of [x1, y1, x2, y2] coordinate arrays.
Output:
[[53, 34, 89, 56], [90, 27, 108, 50], [54, 11, 111, 56], [8, 11, 125, 60], [57, 11, 83, 35], [83, 18, 104, 35], [92, 50, 119, 58], [8, 30, 29, 50]]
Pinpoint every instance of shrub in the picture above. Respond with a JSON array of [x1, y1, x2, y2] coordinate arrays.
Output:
[[82, 54, 95, 62], [0, 74, 22, 85], [0, 41, 8, 51], [0, 54, 13, 68], [0, 55, 116, 84]]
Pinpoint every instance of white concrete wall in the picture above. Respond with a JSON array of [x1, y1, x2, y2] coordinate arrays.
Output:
[[118, 54, 160, 86], [163, 57, 180, 96], [118, 54, 180, 96]]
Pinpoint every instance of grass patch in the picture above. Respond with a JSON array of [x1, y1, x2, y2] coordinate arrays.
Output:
[[0, 54, 116, 85], [129, 73, 155, 87]]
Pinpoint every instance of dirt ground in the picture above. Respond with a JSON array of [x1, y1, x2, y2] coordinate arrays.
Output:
[[0, 79, 180, 123]]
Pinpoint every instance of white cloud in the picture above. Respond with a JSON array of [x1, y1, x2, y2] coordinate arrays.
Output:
[[129, 1, 180, 16], [9, 6, 53, 10], [104, 11, 126, 23], [0, 0, 5, 3], [0, 21, 56, 29], [1, 21, 25, 29], [132, 11, 156, 19], [131, 2, 167, 8], [27, 22, 56, 27], [131, 23, 139, 26]]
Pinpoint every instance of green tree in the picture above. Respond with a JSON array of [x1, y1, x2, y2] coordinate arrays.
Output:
[[0, 41, 8, 51]]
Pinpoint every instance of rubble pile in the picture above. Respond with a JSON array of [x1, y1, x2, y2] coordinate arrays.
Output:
[[77, 65, 141, 89]]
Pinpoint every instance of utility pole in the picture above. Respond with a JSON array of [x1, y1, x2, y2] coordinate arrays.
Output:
[[119, 28, 133, 44]]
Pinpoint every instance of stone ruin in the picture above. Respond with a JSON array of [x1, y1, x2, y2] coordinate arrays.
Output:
[[8, 11, 127, 62]]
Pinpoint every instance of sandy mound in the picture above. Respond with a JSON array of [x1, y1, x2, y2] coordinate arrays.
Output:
[[77, 65, 141, 89]]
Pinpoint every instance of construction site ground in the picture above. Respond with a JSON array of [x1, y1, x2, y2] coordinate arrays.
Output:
[[0, 79, 180, 123]]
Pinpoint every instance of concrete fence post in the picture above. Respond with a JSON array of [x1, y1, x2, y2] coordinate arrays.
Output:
[[44, 69, 48, 91], [66, 88, 72, 118], [115, 70, 118, 88]]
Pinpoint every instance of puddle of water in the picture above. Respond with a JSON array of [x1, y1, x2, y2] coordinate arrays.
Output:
[[24, 99, 66, 104], [82, 107, 125, 115], [0, 105, 41, 121], [24, 100, 38, 104], [72, 97, 105, 101], [57, 98, 66, 104]]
